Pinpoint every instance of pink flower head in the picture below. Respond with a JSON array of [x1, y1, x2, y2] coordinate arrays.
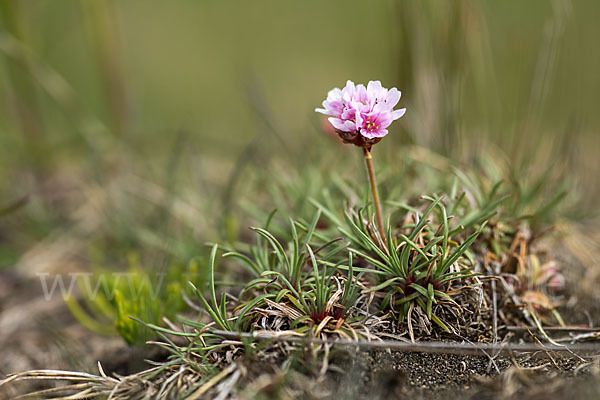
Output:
[[316, 80, 406, 147]]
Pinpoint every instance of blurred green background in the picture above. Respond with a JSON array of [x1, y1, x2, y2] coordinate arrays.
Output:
[[1, 0, 599, 272]]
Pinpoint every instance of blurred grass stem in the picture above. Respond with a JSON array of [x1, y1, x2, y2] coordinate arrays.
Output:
[[363, 147, 386, 246], [81, 0, 129, 138], [0, 0, 47, 179]]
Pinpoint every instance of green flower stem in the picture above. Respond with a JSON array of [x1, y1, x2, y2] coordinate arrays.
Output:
[[363, 147, 386, 246]]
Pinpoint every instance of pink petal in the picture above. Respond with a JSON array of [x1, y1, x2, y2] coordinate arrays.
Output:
[[354, 84, 367, 103], [385, 89, 401, 108], [367, 80, 383, 98], [355, 109, 364, 127], [391, 108, 406, 120], [375, 112, 393, 128], [361, 128, 388, 139], [342, 80, 356, 102], [327, 88, 342, 101], [328, 117, 355, 132]]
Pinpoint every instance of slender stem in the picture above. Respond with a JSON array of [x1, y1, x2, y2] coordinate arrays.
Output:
[[362, 147, 386, 246]]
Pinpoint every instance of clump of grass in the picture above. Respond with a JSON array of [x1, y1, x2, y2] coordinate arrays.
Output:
[[312, 195, 487, 338], [221, 210, 366, 339]]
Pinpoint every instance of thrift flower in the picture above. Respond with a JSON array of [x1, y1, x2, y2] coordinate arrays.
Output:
[[316, 80, 406, 148]]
